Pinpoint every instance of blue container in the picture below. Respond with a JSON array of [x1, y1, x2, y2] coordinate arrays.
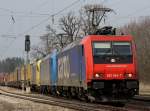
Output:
[[50, 50, 58, 86]]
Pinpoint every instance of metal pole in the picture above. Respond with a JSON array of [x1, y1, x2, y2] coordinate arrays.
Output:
[[26, 51, 31, 93], [27, 51, 29, 64], [26, 51, 28, 87]]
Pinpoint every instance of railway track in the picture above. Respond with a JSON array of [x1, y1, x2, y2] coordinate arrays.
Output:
[[0, 88, 130, 111], [125, 98, 150, 111], [133, 95, 150, 102], [0, 87, 150, 111]]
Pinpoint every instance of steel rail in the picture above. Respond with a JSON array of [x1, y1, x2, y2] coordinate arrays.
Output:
[[0, 88, 129, 111]]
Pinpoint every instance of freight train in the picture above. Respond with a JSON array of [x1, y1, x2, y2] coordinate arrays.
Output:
[[0, 27, 139, 103]]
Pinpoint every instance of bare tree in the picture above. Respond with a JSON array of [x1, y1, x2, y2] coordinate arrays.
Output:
[[40, 33, 50, 54], [40, 25, 69, 52], [45, 25, 67, 49], [32, 4, 113, 58], [39, 25, 58, 52], [59, 12, 81, 43], [121, 17, 150, 84], [41, 12, 81, 51], [30, 45, 46, 60]]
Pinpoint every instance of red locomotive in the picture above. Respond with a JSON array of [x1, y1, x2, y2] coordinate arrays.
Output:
[[80, 28, 139, 102]]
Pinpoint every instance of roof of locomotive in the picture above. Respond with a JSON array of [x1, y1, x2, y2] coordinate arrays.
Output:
[[80, 35, 133, 44]]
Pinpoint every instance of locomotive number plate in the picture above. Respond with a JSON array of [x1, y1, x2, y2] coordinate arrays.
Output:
[[106, 74, 123, 78]]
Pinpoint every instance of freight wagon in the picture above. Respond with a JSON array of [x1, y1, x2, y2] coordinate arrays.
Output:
[[30, 60, 42, 92], [39, 50, 57, 94], [0, 73, 7, 86], [40, 54, 51, 93]]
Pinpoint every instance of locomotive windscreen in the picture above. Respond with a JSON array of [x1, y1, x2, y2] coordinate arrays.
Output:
[[92, 41, 133, 64]]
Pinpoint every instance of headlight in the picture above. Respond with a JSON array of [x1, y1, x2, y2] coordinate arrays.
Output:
[[95, 74, 100, 78], [125, 73, 133, 78], [94, 73, 103, 78]]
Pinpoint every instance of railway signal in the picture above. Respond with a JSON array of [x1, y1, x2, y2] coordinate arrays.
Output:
[[25, 35, 30, 52], [25, 35, 31, 93]]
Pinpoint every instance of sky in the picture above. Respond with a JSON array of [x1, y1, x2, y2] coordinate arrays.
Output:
[[0, 0, 149, 60]]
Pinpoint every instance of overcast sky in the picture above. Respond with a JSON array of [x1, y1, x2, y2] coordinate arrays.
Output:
[[0, 0, 149, 60]]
